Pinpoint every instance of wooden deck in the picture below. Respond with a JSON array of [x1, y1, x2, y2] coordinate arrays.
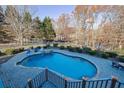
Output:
[[41, 81, 57, 88]]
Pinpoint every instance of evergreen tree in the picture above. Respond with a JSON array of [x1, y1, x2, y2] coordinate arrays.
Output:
[[40, 17, 56, 41], [33, 17, 41, 30], [32, 16, 43, 38], [23, 12, 32, 25], [0, 6, 4, 25]]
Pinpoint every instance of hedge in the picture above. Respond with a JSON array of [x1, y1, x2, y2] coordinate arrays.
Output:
[[53, 43, 58, 47], [105, 52, 118, 58], [82, 47, 92, 53], [4, 48, 24, 55], [118, 56, 124, 62], [59, 46, 65, 50]]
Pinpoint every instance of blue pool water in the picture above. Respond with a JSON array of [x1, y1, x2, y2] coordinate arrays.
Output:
[[21, 52, 97, 80], [0, 79, 4, 88]]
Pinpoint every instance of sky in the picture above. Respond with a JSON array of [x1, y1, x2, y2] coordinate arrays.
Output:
[[30, 5, 102, 29], [2, 5, 102, 29], [31, 5, 75, 20]]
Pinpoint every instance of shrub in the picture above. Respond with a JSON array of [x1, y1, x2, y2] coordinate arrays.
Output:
[[11, 48, 24, 54], [74, 47, 82, 53], [19, 48, 24, 52], [4, 48, 15, 55], [67, 46, 70, 49], [43, 44, 50, 49], [34, 46, 41, 52], [0, 51, 2, 56], [118, 56, 124, 62], [47, 44, 50, 48], [0, 51, 5, 56], [67, 46, 75, 52], [96, 51, 109, 58], [59, 46, 65, 50], [88, 50, 97, 55], [82, 47, 92, 53], [105, 52, 118, 58], [53, 43, 58, 47], [30, 46, 34, 50], [101, 52, 109, 58], [43, 46, 47, 49], [96, 50, 102, 56], [66, 46, 82, 53], [4, 48, 24, 55], [36, 46, 41, 49]]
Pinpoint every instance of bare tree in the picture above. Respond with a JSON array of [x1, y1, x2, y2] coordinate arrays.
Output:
[[54, 13, 70, 41], [5, 5, 33, 46]]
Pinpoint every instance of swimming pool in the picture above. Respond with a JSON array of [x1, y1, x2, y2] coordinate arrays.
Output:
[[21, 52, 97, 80], [0, 79, 4, 88]]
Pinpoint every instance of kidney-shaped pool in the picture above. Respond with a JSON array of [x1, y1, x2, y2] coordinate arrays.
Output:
[[21, 52, 97, 80]]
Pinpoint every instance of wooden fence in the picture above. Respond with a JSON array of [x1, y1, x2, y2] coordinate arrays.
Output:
[[27, 68, 124, 88]]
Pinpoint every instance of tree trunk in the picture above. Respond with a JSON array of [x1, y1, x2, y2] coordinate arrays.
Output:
[[18, 32, 23, 46]]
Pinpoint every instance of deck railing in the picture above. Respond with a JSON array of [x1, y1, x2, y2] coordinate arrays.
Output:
[[114, 81, 124, 88], [27, 70, 46, 88], [1, 68, 124, 88], [0, 70, 16, 88], [26, 68, 124, 88], [66, 80, 82, 88], [47, 69, 65, 88], [85, 79, 112, 88]]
